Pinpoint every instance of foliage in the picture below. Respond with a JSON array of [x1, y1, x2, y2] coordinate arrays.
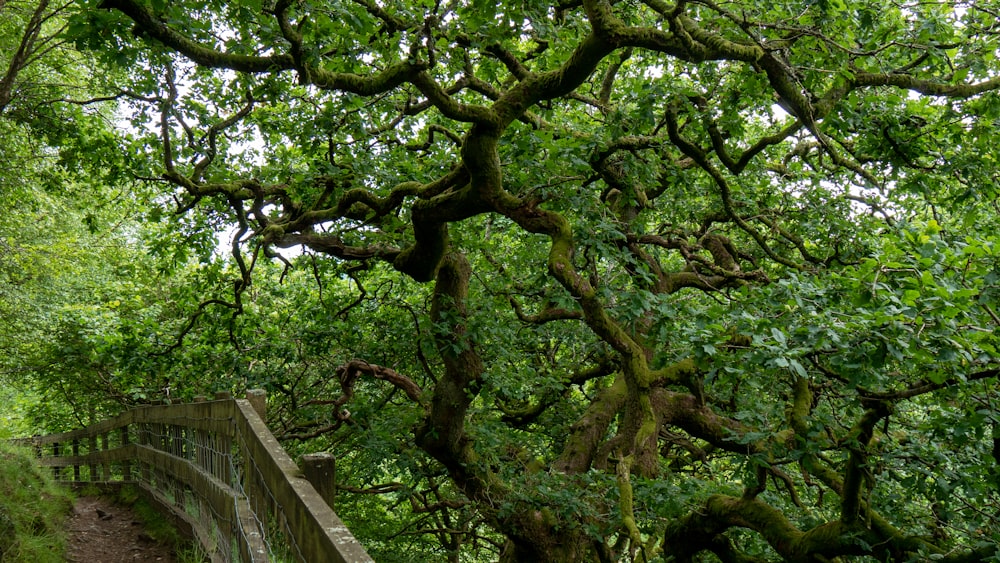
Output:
[[0, 441, 73, 562], [0, 0, 172, 430], [112, 485, 206, 562], [3, 0, 998, 561]]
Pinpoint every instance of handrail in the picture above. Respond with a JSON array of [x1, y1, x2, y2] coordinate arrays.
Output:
[[15, 391, 373, 563]]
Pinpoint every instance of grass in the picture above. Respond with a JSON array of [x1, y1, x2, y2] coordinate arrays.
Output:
[[0, 450, 207, 563], [0, 441, 73, 562], [113, 485, 208, 563]]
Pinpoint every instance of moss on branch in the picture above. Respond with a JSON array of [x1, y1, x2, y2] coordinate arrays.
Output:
[[664, 495, 881, 562], [840, 406, 891, 526], [393, 185, 491, 282], [416, 252, 484, 479], [555, 375, 627, 474], [854, 72, 1000, 98], [101, 0, 294, 73]]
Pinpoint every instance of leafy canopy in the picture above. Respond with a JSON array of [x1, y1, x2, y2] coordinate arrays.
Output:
[[46, 0, 1000, 561]]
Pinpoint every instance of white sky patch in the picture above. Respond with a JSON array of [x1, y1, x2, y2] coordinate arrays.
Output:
[[215, 217, 304, 261]]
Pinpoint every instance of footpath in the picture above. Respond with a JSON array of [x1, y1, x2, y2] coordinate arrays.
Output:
[[64, 496, 176, 563]]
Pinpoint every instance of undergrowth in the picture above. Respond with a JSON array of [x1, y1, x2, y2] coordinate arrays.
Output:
[[112, 485, 208, 563], [0, 441, 73, 562]]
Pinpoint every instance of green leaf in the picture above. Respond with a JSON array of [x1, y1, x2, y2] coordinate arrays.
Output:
[[771, 327, 787, 346]]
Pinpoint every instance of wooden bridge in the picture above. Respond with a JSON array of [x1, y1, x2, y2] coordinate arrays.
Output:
[[17, 390, 373, 563]]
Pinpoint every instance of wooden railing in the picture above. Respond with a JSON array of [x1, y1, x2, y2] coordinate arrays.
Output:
[[16, 391, 373, 563]]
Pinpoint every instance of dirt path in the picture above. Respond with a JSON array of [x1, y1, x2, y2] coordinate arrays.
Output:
[[65, 496, 177, 563]]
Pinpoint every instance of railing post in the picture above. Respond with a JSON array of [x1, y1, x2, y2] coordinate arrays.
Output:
[[240, 389, 272, 557], [100, 432, 111, 481], [172, 421, 187, 510], [138, 417, 152, 485], [192, 396, 210, 471], [71, 438, 81, 482], [52, 441, 61, 480], [89, 434, 99, 481], [245, 389, 266, 421], [121, 425, 131, 481], [171, 423, 185, 458], [214, 391, 233, 486], [302, 453, 337, 509], [189, 395, 214, 537]]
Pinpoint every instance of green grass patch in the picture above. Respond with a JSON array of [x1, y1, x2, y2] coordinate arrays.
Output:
[[0, 441, 73, 562], [113, 485, 208, 563]]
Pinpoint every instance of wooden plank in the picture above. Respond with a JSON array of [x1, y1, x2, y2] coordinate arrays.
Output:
[[233, 399, 373, 563], [131, 444, 237, 527], [137, 482, 227, 563], [236, 495, 269, 563], [132, 401, 236, 435], [30, 410, 134, 444], [37, 444, 136, 468]]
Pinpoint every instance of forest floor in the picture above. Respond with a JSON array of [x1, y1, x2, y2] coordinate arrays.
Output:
[[65, 496, 177, 563]]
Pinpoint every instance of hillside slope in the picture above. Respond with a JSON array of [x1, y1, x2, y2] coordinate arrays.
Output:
[[0, 441, 72, 562]]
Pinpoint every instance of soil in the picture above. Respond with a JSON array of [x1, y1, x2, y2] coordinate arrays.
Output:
[[65, 496, 177, 563]]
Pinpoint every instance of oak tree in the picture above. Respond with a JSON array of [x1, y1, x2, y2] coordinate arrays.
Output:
[[68, 0, 1000, 560]]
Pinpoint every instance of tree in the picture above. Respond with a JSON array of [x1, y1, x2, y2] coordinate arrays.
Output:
[[0, 0, 164, 431], [67, 0, 1000, 560]]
